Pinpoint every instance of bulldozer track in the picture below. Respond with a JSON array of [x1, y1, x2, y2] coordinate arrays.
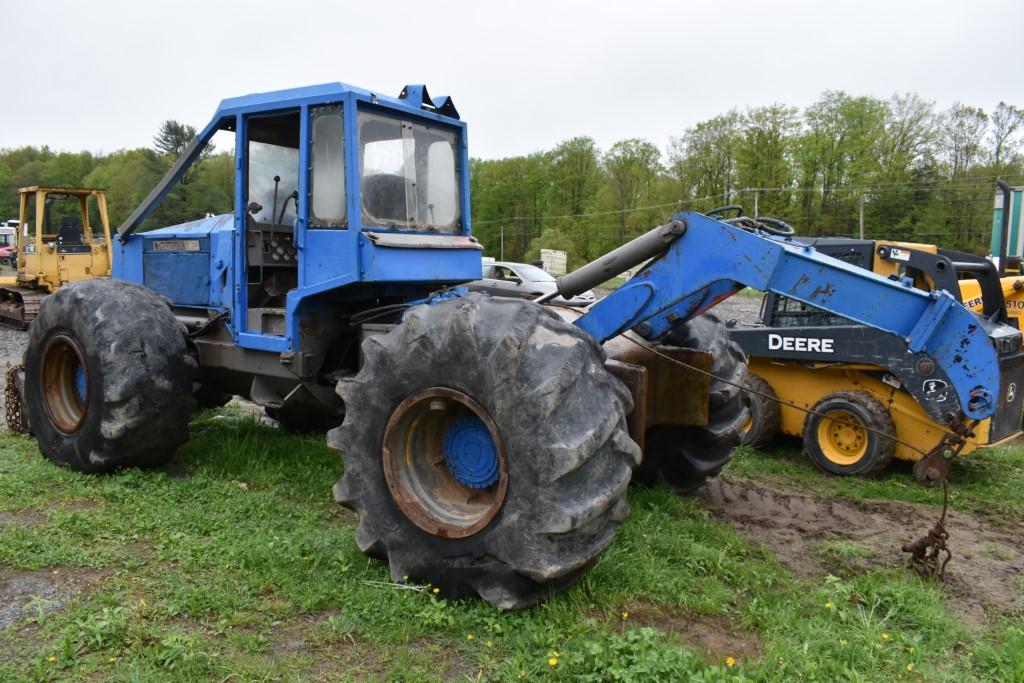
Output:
[[0, 287, 46, 330]]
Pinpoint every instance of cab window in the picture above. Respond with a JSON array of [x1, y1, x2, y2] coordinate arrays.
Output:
[[358, 110, 460, 232]]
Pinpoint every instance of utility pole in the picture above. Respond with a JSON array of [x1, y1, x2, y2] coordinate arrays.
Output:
[[858, 195, 865, 239], [500, 225, 504, 261]]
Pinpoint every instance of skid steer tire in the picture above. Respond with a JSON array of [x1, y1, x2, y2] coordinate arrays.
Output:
[[330, 294, 640, 610], [803, 390, 895, 476], [739, 373, 781, 447], [23, 278, 195, 473], [633, 312, 749, 494]]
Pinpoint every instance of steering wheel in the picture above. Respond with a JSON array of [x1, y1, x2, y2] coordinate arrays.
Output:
[[751, 216, 795, 237], [705, 205, 745, 220]]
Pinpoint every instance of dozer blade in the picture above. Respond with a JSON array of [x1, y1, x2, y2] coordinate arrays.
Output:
[[0, 286, 46, 330]]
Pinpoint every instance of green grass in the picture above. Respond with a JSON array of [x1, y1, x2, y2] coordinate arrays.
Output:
[[1, 412, 1022, 681]]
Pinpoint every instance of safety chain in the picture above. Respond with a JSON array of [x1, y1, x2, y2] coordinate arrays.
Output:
[[4, 364, 26, 433], [901, 480, 952, 580]]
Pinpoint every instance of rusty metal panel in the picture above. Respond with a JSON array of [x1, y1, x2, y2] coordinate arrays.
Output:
[[644, 346, 712, 427], [602, 333, 712, 428], [604, 359, 647, 452]]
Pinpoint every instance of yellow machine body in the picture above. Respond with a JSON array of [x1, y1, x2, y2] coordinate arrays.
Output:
[[0, 187, 113, 328], [748, 358, 1014, 463], [744, 238, 1020, 466]]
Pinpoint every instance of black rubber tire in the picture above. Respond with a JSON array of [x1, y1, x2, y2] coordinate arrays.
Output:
[[633, 312, 749, 494], [265, 406, 342, 433], [803, 390, 895, 476], [329, 293, 640, 609], [740, 373, 781, 447], [23, 278, 195, 473]]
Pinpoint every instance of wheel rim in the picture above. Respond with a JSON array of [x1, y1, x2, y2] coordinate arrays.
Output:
[[382, 388, 508, 538], [817, 409, 868, 465], [40, 334, 89, 434], [742, 412, 753, 435]]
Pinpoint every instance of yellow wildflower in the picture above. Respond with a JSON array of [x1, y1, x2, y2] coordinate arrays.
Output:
[[486, 640, 494, 648], [840, 639, 848, 645], [622, 611, 629, 619], [47, 656, 56, 662], [548, 657, 558, 667], [906, 663, 914, 672], [882, 632, 890, 640], [432, 587, 440, 594], [726, 656, 736, 667], [466, 634, 474, 641], [825, 602, 833, 609]]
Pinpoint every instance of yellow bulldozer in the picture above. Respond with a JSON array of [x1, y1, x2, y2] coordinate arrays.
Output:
[[0, 187, 114, 328]]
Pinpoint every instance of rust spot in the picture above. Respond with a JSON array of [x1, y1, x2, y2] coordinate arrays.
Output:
[[809, 283, 836, 301]]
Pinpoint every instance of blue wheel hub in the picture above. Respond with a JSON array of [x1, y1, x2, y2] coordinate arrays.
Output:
[[73, 362, 87, 402], [443, 415, 500, 489]]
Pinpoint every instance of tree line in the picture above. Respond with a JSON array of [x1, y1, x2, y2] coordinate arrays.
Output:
[[1, 91, 1021, 267]]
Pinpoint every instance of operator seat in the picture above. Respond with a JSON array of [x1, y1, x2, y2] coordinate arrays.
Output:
[[57, 216, 84, 246], [362, 174, 408, 224]]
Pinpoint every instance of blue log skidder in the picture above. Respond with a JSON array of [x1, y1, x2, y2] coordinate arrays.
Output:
[[13, 82, 1022, 609]]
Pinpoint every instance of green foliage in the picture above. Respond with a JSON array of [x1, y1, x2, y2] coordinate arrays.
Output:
[[1, 92, 1022, 261]]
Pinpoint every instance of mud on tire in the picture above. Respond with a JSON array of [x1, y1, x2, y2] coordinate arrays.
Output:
[[633, 312, 749, 493], [24, 278, 195, 473], [740, 373, 781, 447], [330, 294, 640, 609]]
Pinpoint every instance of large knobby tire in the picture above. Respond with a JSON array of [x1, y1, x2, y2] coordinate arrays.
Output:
[[329, 294, 640, 609], [633, 312, 749, 494], [23, 278, 195, 473], [740, 373, 781, 447], [803, 390, 895, 476]]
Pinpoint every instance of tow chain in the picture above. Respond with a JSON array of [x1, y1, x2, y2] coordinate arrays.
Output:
[[901, 480, 952, 580], [5, 364, 27, 433], [621, 334, 961, 581]]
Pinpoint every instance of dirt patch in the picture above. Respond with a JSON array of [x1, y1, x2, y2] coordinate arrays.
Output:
[[624, 604, 762, 665], [702, 477, 1024, 625], [269, 611, 336, 657], [0, 509, 46, 527], [0, 566, 113, 631], [55, 499, 101, 513]]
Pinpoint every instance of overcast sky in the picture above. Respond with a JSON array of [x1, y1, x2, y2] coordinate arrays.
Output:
[[2, 0, 1021, 160]]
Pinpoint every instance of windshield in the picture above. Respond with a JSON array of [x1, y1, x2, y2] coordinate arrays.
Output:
[[359, 110, 460, 232], [514, 264, 556, 282]]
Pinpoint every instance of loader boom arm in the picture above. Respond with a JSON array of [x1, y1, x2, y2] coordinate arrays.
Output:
[[571, 212, 1016, 423]]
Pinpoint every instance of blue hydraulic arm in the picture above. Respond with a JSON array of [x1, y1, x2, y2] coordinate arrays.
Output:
[[564, 212, 1015, 423]]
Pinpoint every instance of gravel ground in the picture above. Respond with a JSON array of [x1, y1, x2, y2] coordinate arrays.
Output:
[[713, 293, 764, 327]]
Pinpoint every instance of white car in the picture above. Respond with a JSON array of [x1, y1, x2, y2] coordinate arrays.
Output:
[[467, 261, 597, 307]]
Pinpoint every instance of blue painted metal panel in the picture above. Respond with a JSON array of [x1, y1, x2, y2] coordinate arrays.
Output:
[[573, 212, 1004, 421], [357, 239, 482, 283], [144, 253, 210, 306]]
